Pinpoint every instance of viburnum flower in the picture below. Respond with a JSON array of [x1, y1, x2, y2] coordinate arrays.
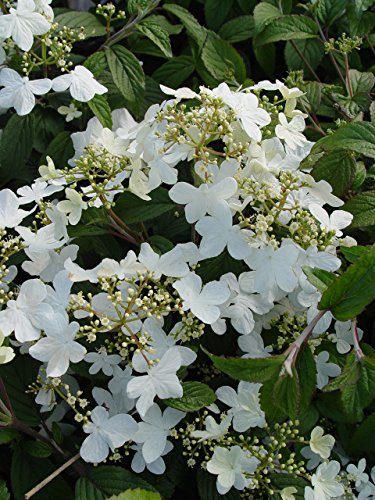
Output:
[[57, 188, 87, 225], [0, 68, 51, 115], [133, 404, 185, 464], [216, 382, 266, 432], [138, 242, 190, 278], [191, 414, 232, 442], [16, 223, 67, 252], [196, 204, 252, 260], [309, 204, 353, 237], [169, 177, 237, 223], [238, 332, 273, 358], [0, 0, 51, 51], [29, 313, 86, 377], [207, 445, 259, 495], [173, 272, 230, 324], [52, 66, 107, 102], [0, 189, 31, 228], [0, 279, 53, 342], [22, 244, 79, 282], [347, 459, 369, 489], [0, 331, 15, 365], [127, 348, 183, 418], [57, 103, 82, 122], [160, 84, 198, 101], [17, 180, 63, 205], [307, 461, 345, 500], [92, 386, 134, 416], [275, 113, 307, 149], [309, 426, 335, 459], [330, 320, 363, 354], [84, 349, 121, 376], [131, 442, 173, 475], [80, 406, 137, 463], [315, 351, 341, 389]]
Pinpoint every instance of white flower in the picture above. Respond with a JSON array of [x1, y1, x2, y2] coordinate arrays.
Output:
[[131, 442, 172, 475], [309, 204, 353, 237], [246, 241, 300, 293], [57, 103, 82, 122], [138, 243, 190, 279], [281, 486, 297, 500], [127, 348, 183, 418], [16, 223, 67, 252], [0, 188, 31, 228], [17, 180, 63, 205], [210, 83, 271, 141], [309, 460, 345, 500], [301, 446, 322, 470], [196, 203, 252, 260], [92, 386, 134, 416], [275, 113, 307, 149], [309, 426, 335, 459], [52, 65, 107, 102], [57, 188, 87, 225], [0, 68, 51, 115], [97, 251, 145, 280], [160, 84, 198, 100], [330, 320, 363, 354], [190, 414, 232, 442], [169, 177, 237, 223], [133, 404, 184, 464], [347, 459, 369, 489], [315, 351, 341, 389], [0, 0, 51, 52], [0, 331, 15, 364], [84, 349, 121, 376], [80, 406, 137, 463], [206, 445, 259, 495], [216, 381, 266, 432], [0, 279, 53, 342], [29, 313, 86, 377], [238, 332, 272, 358], [22, 244, 79, 282], [173, 272, 230, 324]]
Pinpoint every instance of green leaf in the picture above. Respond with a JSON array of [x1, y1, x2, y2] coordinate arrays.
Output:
[[273, 370, 300, 419], [347, 70, 375, 110], [204, 0, 234, 31], [88, 94, 112, 129], [164, 4, 207, 46], [319, 247, 375, 320], [32, 108, 65, 153], [153, 55, 195, 87], [164, 382, 216, 412], [317, 0, 346, 26], [106, 45, 145, 115], [84, 52, 107, 78], [349, 411, 375, 454], [145, 14, 183, 35], [218, 15, 255, 43], [311, 150, 356, 197], [269, 473, 309, 499], [23, 441, 53, 458], [75, 466, 157, 500], [311, 122, 375, 159], [253, 42, 275, 78], [0, 480, 10, 500], [205, 349, 285, 383], [114, 188, 175, 225], [255, 15, 318, 45], [0, 113, 35, 183], [127, 0, 150, 14], [0, 428, 19, 444], [108, 489, 161, 500], [343, 191, 375, 228], [303, 267, 336, 293], [253, 2, 282, 33], [55, 11, 106, 37], [201, 33, 246, 84], [341, 245, 369, 263], [136, 21, 172, 58], [285, 39, 324, 75], [42, 131, 74, 168]]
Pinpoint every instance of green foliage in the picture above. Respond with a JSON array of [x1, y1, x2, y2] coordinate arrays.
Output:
[[55, 11, 106, 37], [114, 187, 175, 224], [164, 382, 216, 411], [107, 489, 161, 500]]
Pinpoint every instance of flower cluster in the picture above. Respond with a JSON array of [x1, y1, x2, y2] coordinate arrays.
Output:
[[0, 70, 371, 499]]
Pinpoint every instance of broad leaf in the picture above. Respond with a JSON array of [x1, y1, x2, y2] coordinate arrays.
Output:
[[114, 188, 175, 224], [42, 131, 74, 167], [253, 2, 282, 33], [311, 149, 356, 197], [204, 0, 234, 31], [137, 21, 172, 58], [88, 94, 113, 129], [303, 267, 336, 293], [201, 33, 246, 84], [164, 4, 207, 46], [255, 15, 318, 45], [344, 192, 375, 228], [153, 55, 195, 87], [108, 489, 161, 500], [55, 11, 106, 37], [164, 382, 216, 411], [218, 15, 255, 43]]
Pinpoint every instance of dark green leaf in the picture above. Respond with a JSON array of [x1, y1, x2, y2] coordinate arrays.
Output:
[[311, 150, 356, 197], [319, 247, 375, 320], [205, 349, 285, 383], [255, 15, 318, 45], [164, 4, 207, 46], [285, 39, 324, 75], [340, 246, 369, 263], [253, 2, 282, 33], [204, 0, 234, 31], [164, 382, 216, 411], [0, 428, 19, 444], [201, 33, 246, 84], [344, 191, 375, 228], [114, 188, 175, 224], [153, 55, 195, 87], [88, 94, 112, 129], [55, 11, 106, 37], [303, 267, 336, 293], [218, 15, 255, 43], [23, 441, 52, 458], [0, 113, 35, 183], [42, 131, 74, 168], [317, 0, 346, 26], [106, 45, 145, 115], [84, 52, 107, 78], [107, 489, 161, 500], [137, 21, 172, 58], [349, 411, 375, 454]]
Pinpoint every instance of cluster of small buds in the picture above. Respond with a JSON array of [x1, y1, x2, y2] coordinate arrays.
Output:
[[173, 312, 205, 342], [158, 93, 248, 167], [96, 2, 126, 21], [0, 230, 23, 268], [324, 33, 363, 55], [271, 312, 307, 350], [63, 146, 131, 208], [21, 24, 86, 74]]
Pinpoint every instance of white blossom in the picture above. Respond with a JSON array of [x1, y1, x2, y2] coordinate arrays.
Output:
[[52, 65, 107, 102]]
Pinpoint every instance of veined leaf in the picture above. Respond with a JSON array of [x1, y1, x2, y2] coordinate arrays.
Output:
[[255, 15, 318, 45], [164, 382, 216, 411], [136, 21, 173, 58]]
